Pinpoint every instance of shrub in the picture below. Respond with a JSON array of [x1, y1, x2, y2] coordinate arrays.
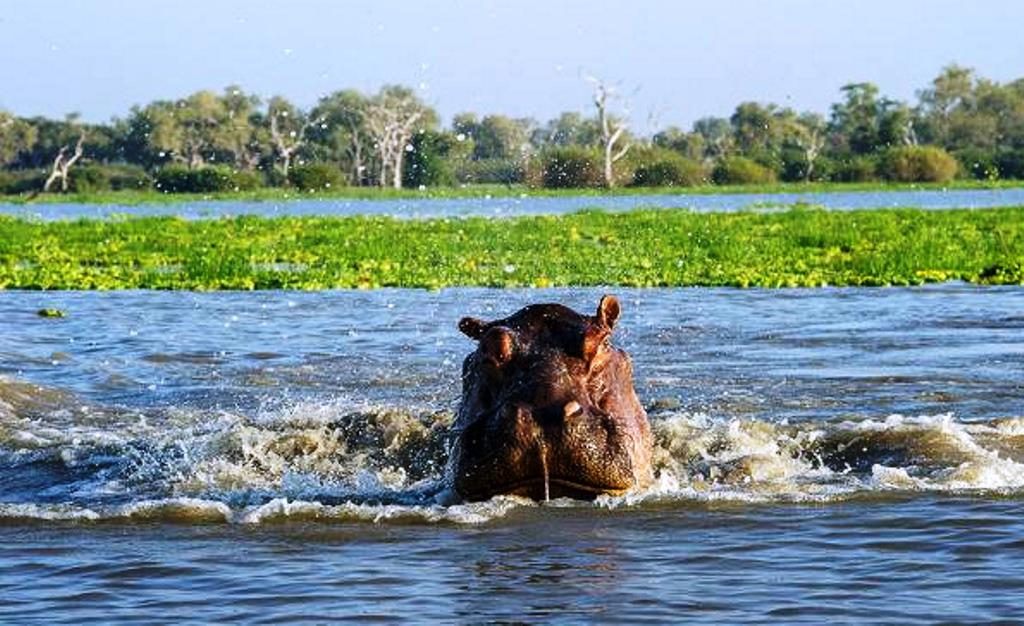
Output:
[[632, 152, 705, 187], [105, 164, 153, 191], [832, 156, 879, 182], [262, 167, 289, 188], [779, 149, 834, 183], [0, 171, 16, 194], [69, 165, 111, 193], [155, 166, 197, 193], [156, 165, 263, 193], [877, 146, 959, 183], [288, 163, 344, 191], [456, 159, 525, 185], [711, 156, 776, 185], [227, 169, 263, 191], [403, 131, 468, 188], [0, 170, 47, 194], [401, 130, 479, 188], [538, 147, 603, 188], [954, 149, 998, 180], [747, 151, 785, 178], [996, 149, 1024, 180]]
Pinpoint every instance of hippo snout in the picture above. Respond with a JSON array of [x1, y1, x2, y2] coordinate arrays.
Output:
[[454, 400, 640, 501]]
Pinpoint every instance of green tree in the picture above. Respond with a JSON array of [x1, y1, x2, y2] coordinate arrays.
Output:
[[730, 102, 783, 155], [403, 129, 472, 187], [918, 64, 976, 146], [364, 85, 438, 188], [265, 95, 311, 177], [13, 115, 79, 168], [308, 89, 372, 185], [216, 86, 264, 170], [454, 113, 533, 160], [729, 101, 806, 176], [877, 101, 919, 148], [171, 90, 225, 168], [533, 112, 601, 148], [998, 79, 1024, 149], [129, 87, 263, 170], [780, 112, 827, 181], [133, 95, 212, 168], [38, 115, 87, 192], [652, 126, 704, 161], [692, 117, 733, 161], [830, 82, 883, 155], [0, 112, 37, 167]]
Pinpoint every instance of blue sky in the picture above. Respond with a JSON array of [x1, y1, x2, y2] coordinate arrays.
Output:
[[2, 0, 1022, 132]]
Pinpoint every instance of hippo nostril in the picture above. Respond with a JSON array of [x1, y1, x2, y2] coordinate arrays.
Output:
[[564, 401, 584, 420]]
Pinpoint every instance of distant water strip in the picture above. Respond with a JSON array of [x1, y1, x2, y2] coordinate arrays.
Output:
[[3, 187, 1024, 220]]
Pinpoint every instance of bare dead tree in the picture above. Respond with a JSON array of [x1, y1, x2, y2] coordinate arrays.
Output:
[[237, 139, 264, 172], [803, 130, 824, 182], [43, 133, 85, 193], [902, 120, 919, 147], [180, 132, 207, 170], [269, 110, 314, 177], [792, 126, 825, 182], [346, 118, 366, 185], [586, 76, 631, 188], [366, 98, 423, 189], [779, 113, 827, 183]]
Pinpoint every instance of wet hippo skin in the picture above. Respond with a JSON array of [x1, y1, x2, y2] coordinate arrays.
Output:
[[447, 295, 654, 501]]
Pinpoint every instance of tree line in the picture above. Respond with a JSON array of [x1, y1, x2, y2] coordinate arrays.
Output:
[[1, 64, 1022, 195]]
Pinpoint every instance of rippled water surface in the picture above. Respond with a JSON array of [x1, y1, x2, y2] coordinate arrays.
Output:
[[1, 285, 1023, 622], [3, 187, 1024, 220]]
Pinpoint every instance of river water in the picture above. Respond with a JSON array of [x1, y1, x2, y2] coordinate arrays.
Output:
[[1, 285, 1023, 621], [3, 187, 1024, 220]]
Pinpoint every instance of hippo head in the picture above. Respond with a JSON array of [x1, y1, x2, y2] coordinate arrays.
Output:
[[447, 295, 653, 501]]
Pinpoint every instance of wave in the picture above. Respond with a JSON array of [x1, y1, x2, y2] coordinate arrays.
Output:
[[648, 411, 1024, 502], [3, 376, 1024, 525], [0, 496, 531, 525]]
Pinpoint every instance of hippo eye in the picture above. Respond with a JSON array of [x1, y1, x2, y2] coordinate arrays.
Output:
[[480, 326, 516, 367]]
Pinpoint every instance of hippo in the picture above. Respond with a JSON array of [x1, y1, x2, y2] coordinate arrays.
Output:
[[447, 295, 653, 501]]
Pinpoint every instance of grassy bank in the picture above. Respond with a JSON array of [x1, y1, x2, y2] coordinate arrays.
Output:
[[3, 179, 1023, 207], [0, 207, 1021, 290]]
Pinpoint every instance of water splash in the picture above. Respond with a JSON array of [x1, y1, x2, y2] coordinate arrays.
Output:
[[3, 376, 1024, 524]]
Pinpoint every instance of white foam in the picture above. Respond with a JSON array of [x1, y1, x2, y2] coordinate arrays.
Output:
[[118, 498, 234, 522], [238, 495, 532, 525], [6, 374, 1024, 520], [0, 502, 101, 521]]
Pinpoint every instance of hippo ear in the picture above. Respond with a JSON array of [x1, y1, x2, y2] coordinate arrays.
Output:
[[480, 326, 516, 366], [459, 317, 487, 340], [584, 296, 620, 361], [595, 295, 621, 330], [582, 324, 609, 362]]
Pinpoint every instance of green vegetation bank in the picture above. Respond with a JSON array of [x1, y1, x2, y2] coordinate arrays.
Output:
[[2, 207, 1021, 290]]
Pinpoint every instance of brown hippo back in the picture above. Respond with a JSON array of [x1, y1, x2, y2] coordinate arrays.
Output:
[[448, 295, 653, 501]]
